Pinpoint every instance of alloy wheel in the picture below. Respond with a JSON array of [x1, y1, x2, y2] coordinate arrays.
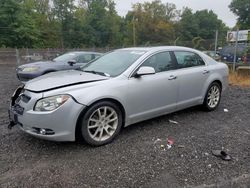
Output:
[[207, 85, 220, 108], [87, 106, 118, 142]]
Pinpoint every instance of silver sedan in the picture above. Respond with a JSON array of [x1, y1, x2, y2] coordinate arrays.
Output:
[[9, 46, 228, 146]]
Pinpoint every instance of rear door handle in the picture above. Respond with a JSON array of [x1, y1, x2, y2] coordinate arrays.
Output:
[[168, 75, 177, 80], [203, 70, 210, 74]]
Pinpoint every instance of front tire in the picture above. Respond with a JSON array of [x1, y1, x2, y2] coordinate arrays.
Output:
[[79, 101, 123, 146], [203, 82, 222, 111]]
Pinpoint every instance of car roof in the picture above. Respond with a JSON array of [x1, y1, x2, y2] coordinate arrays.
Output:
[[119, 46, 218, 66], [66, 51, 102, 55], [118, 46, 201, 53]]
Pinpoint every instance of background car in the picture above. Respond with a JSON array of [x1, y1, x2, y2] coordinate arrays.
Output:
[[16, 51, 102, 82], [203, 51, 221, 61], [220, 44, 248, 63], [9, 46, 228, 146]]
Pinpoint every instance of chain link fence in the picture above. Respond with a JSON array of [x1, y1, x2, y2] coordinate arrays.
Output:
[[0, 47, 113, 65], [0, 41, 249, 67]]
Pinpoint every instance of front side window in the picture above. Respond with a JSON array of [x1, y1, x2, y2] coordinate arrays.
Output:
[[174, 51, 205, 68], [77, 54, 93, 63], [141, 51, 175, 73], [53, 53, 78, 63]]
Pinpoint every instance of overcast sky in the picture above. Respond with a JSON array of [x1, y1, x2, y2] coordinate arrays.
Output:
[[114, 0, 237, 28]]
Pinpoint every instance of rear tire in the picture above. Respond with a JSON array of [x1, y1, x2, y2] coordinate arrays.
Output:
[[203, 82, 222, 111], [79, 101, 122, 146]]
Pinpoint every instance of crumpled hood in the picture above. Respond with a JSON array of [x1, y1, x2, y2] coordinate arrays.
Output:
[[24, 70, 108, 92]]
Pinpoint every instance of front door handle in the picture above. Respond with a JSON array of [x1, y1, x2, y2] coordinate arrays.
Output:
[[203, 70, 210, 74], [168, 75, 177, 80]]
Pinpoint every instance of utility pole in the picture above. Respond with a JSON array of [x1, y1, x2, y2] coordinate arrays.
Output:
[[214, 30, 218, 58], [233, 28, 239, 72], [133, 15, 136, 47], [15, 48, 20, 65]]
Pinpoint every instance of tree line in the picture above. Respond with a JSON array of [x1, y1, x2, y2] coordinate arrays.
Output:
[[0, 0, 248, 49]]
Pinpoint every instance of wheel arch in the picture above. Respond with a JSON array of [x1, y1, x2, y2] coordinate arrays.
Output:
[[202, 79, 222, 111], [202, 73, 224, 100], [75, 97, 126, 141], [203, 79, 223, 96], [212, 80, 222, 90]]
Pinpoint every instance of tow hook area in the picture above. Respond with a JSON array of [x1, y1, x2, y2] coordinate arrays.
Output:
[[8, 121, 16, 130], [8, 85, 24, 130]]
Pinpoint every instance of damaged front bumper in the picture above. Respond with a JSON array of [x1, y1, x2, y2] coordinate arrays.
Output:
[[8, 85, 24, 129], [8, 85, 86, 142]]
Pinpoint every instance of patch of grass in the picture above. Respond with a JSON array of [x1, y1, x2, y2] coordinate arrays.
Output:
[[229, 73, 250, 87]]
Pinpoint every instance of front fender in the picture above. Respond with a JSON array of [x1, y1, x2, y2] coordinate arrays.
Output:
[[67, 79, 129, 110]]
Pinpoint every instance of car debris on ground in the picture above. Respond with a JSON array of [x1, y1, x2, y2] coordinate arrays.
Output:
[[212, 150, 232, 161], [169, 120, 179, 124], [153, 138, 174, 150], [167, 138, 174, 149]]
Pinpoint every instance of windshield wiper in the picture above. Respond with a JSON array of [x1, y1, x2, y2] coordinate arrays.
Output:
[[83, 70, 110, 77]]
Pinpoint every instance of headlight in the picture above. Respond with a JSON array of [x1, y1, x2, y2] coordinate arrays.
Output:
[[34, 95, 71, 112], [22, 66, 40, 72]]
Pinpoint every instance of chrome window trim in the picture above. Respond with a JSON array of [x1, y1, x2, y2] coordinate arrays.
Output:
[[128, 49, 208, 78]]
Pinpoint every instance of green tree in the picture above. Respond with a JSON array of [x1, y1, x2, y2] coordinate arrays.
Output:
[[52, 0, 77, 48], [229, 0, 250, 29], [178, 8, 228, 48], [195, 10, 228, 42], [105, 0, 123, 47], [0, 0, 20, 47], [84, 0, 109, 47], [0, 0, 40, 48], [23, 0, 61, 48], [0, 0, 233, 49], [84, 0, 122, 47], [178, 8, 199, 41], [124, 0, 177, 46]]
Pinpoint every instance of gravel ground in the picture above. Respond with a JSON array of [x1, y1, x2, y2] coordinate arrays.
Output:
[[0, 64, 250, 188]]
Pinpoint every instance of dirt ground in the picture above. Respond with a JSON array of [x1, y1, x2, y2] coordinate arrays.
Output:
[[0, 64, 250, 188]]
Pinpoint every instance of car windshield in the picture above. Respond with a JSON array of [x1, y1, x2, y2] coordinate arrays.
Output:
[[53, 53, 78, 63], [81, 50, 146, 77]]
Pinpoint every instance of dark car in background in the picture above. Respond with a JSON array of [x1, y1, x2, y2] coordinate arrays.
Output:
[[17, 51, 102, 82], [220, 44, 248, 63]]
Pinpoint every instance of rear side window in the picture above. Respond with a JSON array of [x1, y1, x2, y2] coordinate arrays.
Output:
[[174, 51, 205, 68], [141, 51, 175, 73]]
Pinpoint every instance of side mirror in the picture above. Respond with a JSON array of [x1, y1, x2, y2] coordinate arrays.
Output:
[[135, 66, 155, 77], [68, 60, 76, 66]]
